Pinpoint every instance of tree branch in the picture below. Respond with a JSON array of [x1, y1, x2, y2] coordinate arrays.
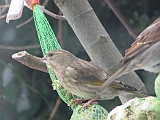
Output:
[[104, 0, 138, 39], [48, 97, 62, 120], [16, 17, 33, 28], [0, 44, 40, 50], [42, 6, 66, 20], [57, 10, 64, 48], [12, 51, 48, 73]]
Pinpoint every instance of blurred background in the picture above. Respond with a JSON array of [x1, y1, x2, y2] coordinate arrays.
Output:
[[0, 0, 160, 119]]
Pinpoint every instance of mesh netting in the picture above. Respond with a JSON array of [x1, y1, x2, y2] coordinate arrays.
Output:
[[33, 4, 108, 119], [71, 104, 108, 120]]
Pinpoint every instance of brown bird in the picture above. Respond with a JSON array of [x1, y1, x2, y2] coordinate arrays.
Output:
[[98, 17, 160, 93], [42, 50, 148, 107]]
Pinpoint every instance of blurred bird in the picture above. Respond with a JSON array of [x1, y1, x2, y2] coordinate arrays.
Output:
[[42, 50, 148, 107], [98, 17, 160, 93]]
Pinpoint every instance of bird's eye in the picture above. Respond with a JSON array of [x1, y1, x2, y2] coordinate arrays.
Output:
[[48, 53, 54, 57]]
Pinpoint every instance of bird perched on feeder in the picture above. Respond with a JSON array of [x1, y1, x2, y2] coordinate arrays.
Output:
[[42, 50, 148, 107]]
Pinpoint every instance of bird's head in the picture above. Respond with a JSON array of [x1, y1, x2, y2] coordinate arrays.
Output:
[[41, 50, 75, 65]]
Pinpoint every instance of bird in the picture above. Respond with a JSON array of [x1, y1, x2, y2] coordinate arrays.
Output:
[[98, 17, 160, 93], [41, 50, 149, 107]]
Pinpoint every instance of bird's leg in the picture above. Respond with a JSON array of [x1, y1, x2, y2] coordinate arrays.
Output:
[[81, 97, 99, 108], [72, 98, 86, 104], [77, 98, 99, 111], [69, 98, 86, 106]]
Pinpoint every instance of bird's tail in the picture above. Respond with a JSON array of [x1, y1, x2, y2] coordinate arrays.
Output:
[[98, 66, 128, 93], [108, 81, 150, 97], [131, 91, 150, 98]]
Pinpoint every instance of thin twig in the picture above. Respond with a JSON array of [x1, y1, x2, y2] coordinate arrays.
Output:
[[48, 97, 62, 120], [16, 17, 33, 28], [43, 7, 66, 20], [41, 0, 65, 20], [0, 58, 39, 94], [0, 44, 40, 50], [0, 13, 7, 19], [32, 70, 37, 96], [0, 4, 9, 18], [104, 0, 138, 39], [57, 10, 64, 48], [0, 5, 9, 8], [43, 0, 49, 6]]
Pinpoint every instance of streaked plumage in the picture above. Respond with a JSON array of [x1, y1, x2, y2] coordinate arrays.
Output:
[[42, 50, 148, 106]]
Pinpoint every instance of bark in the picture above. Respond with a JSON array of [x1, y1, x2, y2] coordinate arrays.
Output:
[[12, 51, 48, 73]]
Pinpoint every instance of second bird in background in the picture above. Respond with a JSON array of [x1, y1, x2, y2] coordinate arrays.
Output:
[[98, 17, 160, 93]]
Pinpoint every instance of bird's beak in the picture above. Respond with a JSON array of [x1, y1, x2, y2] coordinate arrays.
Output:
[[41, 56, 48, 64]]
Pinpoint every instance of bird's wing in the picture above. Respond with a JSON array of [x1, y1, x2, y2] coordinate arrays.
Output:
[[124, 17, 160, 59], [65, 59, 108, 86]]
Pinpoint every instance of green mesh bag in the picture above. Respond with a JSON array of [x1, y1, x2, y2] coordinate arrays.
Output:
[[33, 4, 108, 119], [155, 74, 160, 99]]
